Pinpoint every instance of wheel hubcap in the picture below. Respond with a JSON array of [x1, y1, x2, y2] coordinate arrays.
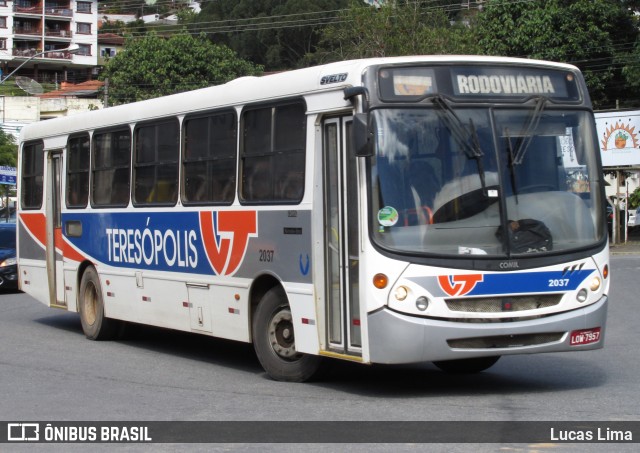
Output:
[[268, 308, 301, 360]]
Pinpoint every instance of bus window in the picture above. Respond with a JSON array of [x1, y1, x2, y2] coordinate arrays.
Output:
[[133, 119, 179, 206], [21, 140, 45, 209], [182, 110, 237, 205], [66, 134, 90, 208], [92, 128, 131, 207], [240, 101, 306, 203]]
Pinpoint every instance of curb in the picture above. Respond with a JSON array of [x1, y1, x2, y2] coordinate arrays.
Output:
[[609, 242, 640, 255]]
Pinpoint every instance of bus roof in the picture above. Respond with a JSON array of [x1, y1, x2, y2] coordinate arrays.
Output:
[[19, 55, 579, 143]]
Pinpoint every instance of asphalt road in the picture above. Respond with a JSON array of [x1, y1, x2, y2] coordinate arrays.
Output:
[[1, 254, 639, 452]]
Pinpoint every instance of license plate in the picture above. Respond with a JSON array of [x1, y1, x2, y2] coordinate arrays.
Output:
[[570, 327, 601, 346]]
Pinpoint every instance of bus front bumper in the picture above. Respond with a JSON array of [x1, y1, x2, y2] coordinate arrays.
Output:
[[367, 296, 607, 364]]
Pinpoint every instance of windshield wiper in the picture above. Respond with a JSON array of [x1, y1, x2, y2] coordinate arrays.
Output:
[[505, 127, 519, 204], [513, 96, 548, 165], [431, 95, 487, 192]]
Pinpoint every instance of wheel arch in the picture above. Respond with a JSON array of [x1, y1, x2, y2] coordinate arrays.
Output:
[[248, 273, 284, 343], [73, 260, 96, 313]]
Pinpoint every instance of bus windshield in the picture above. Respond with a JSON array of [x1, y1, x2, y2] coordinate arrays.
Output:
[[370, 105, 603, 257]]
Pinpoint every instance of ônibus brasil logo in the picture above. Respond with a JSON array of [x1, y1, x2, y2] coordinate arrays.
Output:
[[438, 274, 483, 296], [199, 211, 258, 276]]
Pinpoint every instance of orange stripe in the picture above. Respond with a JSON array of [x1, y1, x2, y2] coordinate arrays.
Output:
[[20, 212, 88, 263]]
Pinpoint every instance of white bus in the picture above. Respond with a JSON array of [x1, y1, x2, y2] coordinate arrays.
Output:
[[17, 56, 609, 381]]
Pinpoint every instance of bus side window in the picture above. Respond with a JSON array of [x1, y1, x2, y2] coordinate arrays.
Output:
[[66, 134, 90, 208], [241, 100, 306, 203], [92, 129, 131, 207], [133, 118, 179, 206], [21, 140, 45, 209], [182, 110, 237, 205]]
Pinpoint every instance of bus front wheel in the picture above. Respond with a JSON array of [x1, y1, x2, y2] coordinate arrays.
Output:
[[433, 356, 500, 374], [79, 267, 119, 341], [252, 287, 321, 382]]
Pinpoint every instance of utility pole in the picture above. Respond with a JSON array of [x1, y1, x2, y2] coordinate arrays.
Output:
[[103, 78, 109, 108]]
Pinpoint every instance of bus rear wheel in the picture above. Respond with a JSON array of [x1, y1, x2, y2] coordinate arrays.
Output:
[[252, 287, 321, 382], [433, 356, 500, 374], [79, 267, 119, 341]]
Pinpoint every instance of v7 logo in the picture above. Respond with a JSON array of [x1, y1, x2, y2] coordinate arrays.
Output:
[[438, 274, 484, 296], [200, 211, 258, 276]]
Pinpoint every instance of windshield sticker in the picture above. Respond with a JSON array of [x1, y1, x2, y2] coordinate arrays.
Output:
[[394, 75, 433, 96], [378, 206, 399, 227]]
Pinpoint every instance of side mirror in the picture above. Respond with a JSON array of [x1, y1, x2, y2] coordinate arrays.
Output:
[[352, 113, 373, 157]]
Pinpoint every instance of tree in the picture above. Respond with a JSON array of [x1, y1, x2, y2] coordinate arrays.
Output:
[[0, 130, 17, 168], [99, 32, 262, 105], [196, 0, 349, 70], [313, 0, 478, 64], [473, 0, 640, 109]]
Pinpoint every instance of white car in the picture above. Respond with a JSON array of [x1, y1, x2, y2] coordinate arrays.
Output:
[[629, 207, 639, 229]]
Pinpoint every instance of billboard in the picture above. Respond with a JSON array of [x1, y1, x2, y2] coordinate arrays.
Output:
[[595, 110, 640, 167], [0, 166, 16, 185]]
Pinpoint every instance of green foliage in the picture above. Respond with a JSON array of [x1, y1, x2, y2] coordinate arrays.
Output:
[[473, 0, 640, 109], [313, 0, 478, 64], [98, 32, 263, 105], [99, 19, 148, 36], [0, 130, 17, 168], [197, 0, 349, 70], [630, 187, 640, 210]]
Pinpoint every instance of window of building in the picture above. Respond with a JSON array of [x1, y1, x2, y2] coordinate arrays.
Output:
[[77, 2, 91, 13], [21, 141, 45, 209], [76, 44, 91, 56], [66, 134, 90, 208], [0, 39, 6, 50], [0, 17, 6, 29], [183, 110, 237, 205], [133, 119, 180, 206], [92, 128, 131, 207], [240, 101, 306, 203], [100, 47, 116, 58], [76, 22, 91, 34]]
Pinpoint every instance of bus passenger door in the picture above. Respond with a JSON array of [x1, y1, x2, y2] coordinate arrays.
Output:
[[323, 117, 361, 356], [45, 150, 66, 307]]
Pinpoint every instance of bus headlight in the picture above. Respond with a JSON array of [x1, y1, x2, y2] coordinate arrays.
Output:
[[589, 277, 601, 292], [416, 296, 429, 311], [394, 286, 409, 301], [576, 288, 588, 303]]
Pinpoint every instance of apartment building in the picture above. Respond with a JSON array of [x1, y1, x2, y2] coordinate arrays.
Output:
[[0, 0, 98, 84]]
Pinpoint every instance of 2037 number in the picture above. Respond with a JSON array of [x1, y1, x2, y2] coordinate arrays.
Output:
[[548, 278, 570, 287], [259, 249, 274, 262]]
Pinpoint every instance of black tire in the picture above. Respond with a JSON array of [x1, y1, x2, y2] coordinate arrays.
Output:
[[252, 287, 322, 382], [78, 266, 119, 341], [433, 356, 500, 374]]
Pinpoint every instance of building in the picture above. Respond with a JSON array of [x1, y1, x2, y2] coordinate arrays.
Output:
[[97, 32, 123, 66], [0, 0, 99, 84]]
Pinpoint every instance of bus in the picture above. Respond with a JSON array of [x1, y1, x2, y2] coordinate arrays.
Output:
[[17, 56, 609, 381]]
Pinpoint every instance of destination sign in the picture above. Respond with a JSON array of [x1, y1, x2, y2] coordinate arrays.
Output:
[[451, 67, 575, 99], [377, 65, 581, 102]]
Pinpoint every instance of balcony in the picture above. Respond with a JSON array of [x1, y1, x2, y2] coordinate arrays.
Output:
[[44, 7, 73, 18], [13, 3, 43, 15], [13, 27, 42, 36], [12, 48, 75, 59], [45, 29, 72, 38]]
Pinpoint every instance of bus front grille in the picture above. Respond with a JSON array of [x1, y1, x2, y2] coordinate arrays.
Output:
[[447, 332, 564, 349], [445, 294, 561, 313]]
